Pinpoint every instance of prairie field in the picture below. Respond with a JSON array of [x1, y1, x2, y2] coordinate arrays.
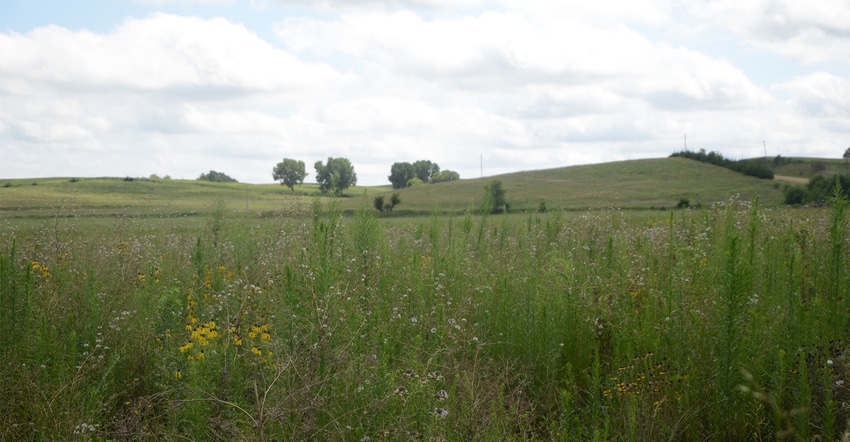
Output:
[[1, 181, 849, 441]]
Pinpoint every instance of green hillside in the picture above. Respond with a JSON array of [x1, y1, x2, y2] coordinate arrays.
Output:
[[346, 157, 787, 214], [772, 157, 850, 178], [0, 157, 793, 219]]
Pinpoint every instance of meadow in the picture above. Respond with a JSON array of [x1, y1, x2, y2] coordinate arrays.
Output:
[[1, 164, 849, 441]]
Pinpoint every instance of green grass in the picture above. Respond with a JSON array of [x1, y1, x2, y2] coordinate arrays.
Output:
[[354, 158, 786, 214], [773, 157, 850, 178], [0, 177, 392, 219], [1, 158, 847, 440], [2, 158, 789, 220], [1, 190, 849, 440]]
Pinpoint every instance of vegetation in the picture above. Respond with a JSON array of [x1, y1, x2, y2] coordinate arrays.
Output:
[[431, 169, 460, 183], [0, 159, 788, 220], [389, 160, 459, 189], [784, 174, 850, 205], [272, 158, 308, 191], [671, 149, 774, 179], [198, 170, 238, 183], [483, 180, 506, 213], [314, 157, 357, 196], [2, 189, 849, 440]]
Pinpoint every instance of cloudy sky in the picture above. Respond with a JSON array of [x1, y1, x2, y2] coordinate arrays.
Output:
[[1, 0, 849, 185]]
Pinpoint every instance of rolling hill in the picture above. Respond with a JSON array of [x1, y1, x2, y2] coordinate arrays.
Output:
[[1, 157, 829, 219]]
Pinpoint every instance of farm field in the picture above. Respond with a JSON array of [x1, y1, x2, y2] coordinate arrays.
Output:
[[1, 162, 849, 440]]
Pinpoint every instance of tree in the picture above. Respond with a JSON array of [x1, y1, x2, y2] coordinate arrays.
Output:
[[272, 158, 307, 191], [314, 157, 357, 196], [844, 147, 850, 160], [431, 170, 460, 183], [387, 192, 401, 212], [198, 170, 238, 182], [412, 160, 440, 182], [388, 162, 415, 189], [484, 180, 506, 213], [374, 195, 385, 212]]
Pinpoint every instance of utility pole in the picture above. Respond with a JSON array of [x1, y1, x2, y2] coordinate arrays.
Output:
[[763, 140, 767, 158]]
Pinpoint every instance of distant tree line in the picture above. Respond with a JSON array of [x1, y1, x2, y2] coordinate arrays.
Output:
[[388, 160, 459, 189], [670, 149, 774, 179], [198, 170, 238, 183], [270, 157, 459, 196], [783, 174, 850, 205]]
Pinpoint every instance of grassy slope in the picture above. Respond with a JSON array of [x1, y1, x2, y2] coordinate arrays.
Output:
[[348, 157, 786, 213], [0, 177, 391, 218], [0, 157, 796, 219], [772, 157, 850, 178]]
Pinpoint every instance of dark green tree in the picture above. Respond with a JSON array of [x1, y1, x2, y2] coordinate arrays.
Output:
[[843, 147, 850, 160], [272, 158, 307, 191], [388, 162, 415, 189], [198, 170, 238, 182], [314, 157, 357, 196], [373, 195, 385, 212], [387, 192, 401, 213], [412, 160, 440, 182], [431, 170, 460, 183], [484, 180, 506, 213]]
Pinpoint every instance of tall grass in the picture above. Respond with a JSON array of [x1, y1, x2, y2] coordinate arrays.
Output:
[[0, 196, 848, 441]]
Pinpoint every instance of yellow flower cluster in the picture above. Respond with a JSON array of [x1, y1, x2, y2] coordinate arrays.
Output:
[[31, 261, 52, 279], [604, 352, 683, 407], [180, 290, 220, 361]]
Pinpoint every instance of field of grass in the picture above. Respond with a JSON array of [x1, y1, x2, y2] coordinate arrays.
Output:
[[773, 158, 850, 179], [1, 158, 788, 221], [1, 178, 849, 440], [1, 160, 847, 440], [355, 158, 787, 214]]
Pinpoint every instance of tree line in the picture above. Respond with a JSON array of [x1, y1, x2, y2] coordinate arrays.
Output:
[[670, 149, 774, 179], [270, 157, 460, 195]]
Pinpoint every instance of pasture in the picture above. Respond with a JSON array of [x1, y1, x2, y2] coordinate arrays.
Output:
[[0, 166, 848, 441]]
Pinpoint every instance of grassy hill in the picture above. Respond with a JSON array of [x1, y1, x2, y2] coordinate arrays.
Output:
[[345, 157, 787, 214], [772, 157, 850, 178], [0, 157, 800, 219]]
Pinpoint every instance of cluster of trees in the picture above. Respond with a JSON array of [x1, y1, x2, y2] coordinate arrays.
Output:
[[272, 157, 459, 195], [670, 149, 774, 179], [373, 193, 401, 213], [272, 157, 357, 196], [784, 174, 850, 205], [198, 170, 238, 183], [388, 160, 459, 189]]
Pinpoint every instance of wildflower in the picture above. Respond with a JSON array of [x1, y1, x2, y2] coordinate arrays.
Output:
[[435, 389, 449, 400], [251, 346, 262, 357], [175, 369, 182, 379], [430, 327, 437, 334], [433, 407, 449, 418], [196, 350, 205, 361]]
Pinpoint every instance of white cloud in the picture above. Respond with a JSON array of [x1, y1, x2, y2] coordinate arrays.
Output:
[[0, 2, 848, 185], [684, 0, 850, 65], [0, 13, 344, 92]]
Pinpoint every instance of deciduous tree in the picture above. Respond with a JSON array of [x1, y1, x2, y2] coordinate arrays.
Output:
[[314, 157, 357, 196], [272, 158, 307, 191]]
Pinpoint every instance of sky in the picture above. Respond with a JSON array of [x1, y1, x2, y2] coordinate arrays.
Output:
[[1, 0, 849, 185]]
